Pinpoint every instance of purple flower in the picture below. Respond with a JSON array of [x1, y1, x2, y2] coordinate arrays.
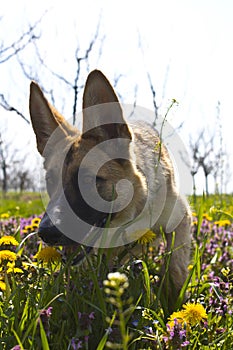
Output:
[[40, 306, 53, 317], [39, 307, 53, 336], [71, 338, 82, 349], [164, 319, 189, 348], [88, 311, 95, 320]]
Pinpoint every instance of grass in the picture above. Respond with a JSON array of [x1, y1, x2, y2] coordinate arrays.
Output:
[[0, 192, 44, 217], [190, 193, 233, 217], [0, 192, 232, 349]]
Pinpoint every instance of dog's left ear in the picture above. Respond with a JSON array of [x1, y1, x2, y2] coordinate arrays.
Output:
[[30, 82, 76, 155], [82, 70, 131, 141]]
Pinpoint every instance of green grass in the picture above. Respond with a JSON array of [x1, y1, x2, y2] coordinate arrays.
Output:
[[0, 193, 233, 349], [189, 193, 233, 215], [1, 191, 232, 219], [0, 192, 44, 217]]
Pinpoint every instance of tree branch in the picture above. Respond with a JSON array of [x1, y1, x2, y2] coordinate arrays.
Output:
[[0, 13, 45, 64], [0, 94, 29, 123]]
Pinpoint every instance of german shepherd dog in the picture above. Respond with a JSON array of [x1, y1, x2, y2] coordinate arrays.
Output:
[[29, 70, 191, 310]]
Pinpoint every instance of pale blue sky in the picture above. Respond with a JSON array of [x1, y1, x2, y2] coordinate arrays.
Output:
[[1, 0, 233, 193]]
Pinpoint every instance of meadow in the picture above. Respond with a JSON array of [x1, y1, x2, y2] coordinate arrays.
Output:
[[0, 193, 232, 349]]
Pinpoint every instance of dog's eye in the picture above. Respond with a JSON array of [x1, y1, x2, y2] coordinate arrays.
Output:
[[81, 175, 106, 187]]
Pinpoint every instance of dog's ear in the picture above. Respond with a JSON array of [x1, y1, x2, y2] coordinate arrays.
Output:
[[29, 82, 68, 155], [82, 70, 131, 141]]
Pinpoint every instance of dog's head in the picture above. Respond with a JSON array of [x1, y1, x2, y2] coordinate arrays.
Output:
[[30, 70, 147, 247]]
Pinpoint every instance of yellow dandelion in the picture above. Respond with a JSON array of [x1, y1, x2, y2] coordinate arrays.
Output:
[[0, 250, 17, 263], [31, 217, 41, 225], [138, 229, 156, 244], [131, 229, 156, 244], [0, 280, 6, 291], [214, 219, 231, 227], [7, 265, 23, 274], [203, 213, 212, 221], [221, 267, 230, 277], [34, 247, 62, 263], [22, 225, 34, 234], [168, 310, 186, 328], [182, 302, 207, 326], [0, 235, 19, 246], [31, 217, 41, 229], [0, 213, 10, 219], [6, 261, 23, 274]]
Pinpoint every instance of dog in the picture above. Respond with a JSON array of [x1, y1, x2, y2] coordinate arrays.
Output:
[[29, 70, 191, 310]]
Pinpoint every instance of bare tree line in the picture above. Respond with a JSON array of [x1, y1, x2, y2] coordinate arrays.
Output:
[[0, 14, 105, 194], [0, 14, 231, 195], [0, 17, 41, 194], [186, 101, 230, 199]]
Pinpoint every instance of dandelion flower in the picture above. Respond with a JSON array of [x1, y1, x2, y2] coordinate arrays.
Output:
[[0, 213, 10, 219], [138, 229, 156, 244], [0, 280, 6, 291], [31, 217, 41, 229], [203, 213, 212, 221], [182, 302, 207, 326], [0, 250, 17, 263], [0, 235, 19, 247], [168, 310, 186, 328], [131, 228, 156, 244], [22, 225, 34, 234], [34, 247, 62, 263], [6, 263, 23, 274], [214, 219, 231, 227], [31, 217, 41, 225], [221, 267, 230, 277]]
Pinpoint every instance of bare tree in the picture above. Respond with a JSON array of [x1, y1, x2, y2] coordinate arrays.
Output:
[[0, 133, 8, 193], [0, 93, 30, 124], [0, 130, 37, 194], [0, 15, 43, 123], [0, 17, 41, 64], [18, 18, 105, 125], [188, 127, 227, 196], [0, 16, 106, 196], [0, 131, 19, 194], [188, 137, 200, 201], [9, 165, 36, 192]]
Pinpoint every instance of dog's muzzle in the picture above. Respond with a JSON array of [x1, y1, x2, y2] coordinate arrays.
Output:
[[38, 211, 108, 247], [38, 212, 77, 246]]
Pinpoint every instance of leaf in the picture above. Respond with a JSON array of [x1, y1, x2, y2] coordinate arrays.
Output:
[[39, 319, 50, 350]]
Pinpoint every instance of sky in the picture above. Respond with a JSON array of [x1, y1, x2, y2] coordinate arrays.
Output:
[[0, 0, 233, 194]]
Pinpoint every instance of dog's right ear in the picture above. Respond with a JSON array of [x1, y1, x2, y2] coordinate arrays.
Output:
[[29, 82, 67, 155]]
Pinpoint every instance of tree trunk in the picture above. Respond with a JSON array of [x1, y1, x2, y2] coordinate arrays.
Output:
[[205, 174, 209, 197], [192, 173, 196, 204], [2, 160, 7, 193]]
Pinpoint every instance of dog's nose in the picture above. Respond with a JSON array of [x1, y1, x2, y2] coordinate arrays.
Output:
[[38, 212, 77, 246], [38, 212, 63, 245]]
